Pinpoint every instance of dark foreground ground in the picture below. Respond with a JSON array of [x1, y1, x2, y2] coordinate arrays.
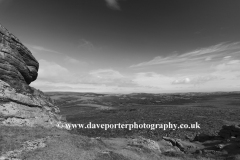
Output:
[[46, 92, 240, 141]]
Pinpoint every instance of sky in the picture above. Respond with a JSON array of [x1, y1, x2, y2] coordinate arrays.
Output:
[[0, 0, 240, 93]]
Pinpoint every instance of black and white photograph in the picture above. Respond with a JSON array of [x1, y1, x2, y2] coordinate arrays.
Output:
[[0, 0, 240, 159]]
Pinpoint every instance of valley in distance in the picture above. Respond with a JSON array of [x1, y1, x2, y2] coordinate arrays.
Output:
[[46, 91, 240, 139]]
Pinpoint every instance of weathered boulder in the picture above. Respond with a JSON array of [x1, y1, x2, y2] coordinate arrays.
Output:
[[218, 124, 240, 139], [0, 80, 63, 127], [128, 136, 161, 152], [0, 24, 63, 127], [0, 24, 38, 93]]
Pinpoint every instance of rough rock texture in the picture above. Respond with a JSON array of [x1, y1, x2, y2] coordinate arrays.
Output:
[[0, 24, 38, 93], [0, 24, 63, 127], [128, 136, 161, 152], [0, 80, 63, 127]]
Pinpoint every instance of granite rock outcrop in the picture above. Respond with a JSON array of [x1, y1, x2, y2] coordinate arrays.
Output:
[[0, 24, 38, 93], [0, 24, 63, 127]]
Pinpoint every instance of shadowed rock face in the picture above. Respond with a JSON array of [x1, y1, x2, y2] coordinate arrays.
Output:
[[0, 24, 64, 127], [0, 24, 39, 92]]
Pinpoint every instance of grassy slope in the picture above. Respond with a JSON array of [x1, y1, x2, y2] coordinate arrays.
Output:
[[1, 125, 224, 160], [0, 126, 186, 160]]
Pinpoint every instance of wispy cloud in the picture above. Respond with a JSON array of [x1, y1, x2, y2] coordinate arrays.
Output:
[[64, 56, 87, 65], [30, 45, 62, 54], [27, 44, 87, 65], [105, 0, 121, 10], [78, 39, 94, 48], [130, 42, 240, 68], [64, 56, 80, 64]]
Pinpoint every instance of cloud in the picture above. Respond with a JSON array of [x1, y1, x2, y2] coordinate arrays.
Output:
[[172, 78, 191, 84], [31, 80, 119, 93], [80, 69, 136, 87], [37, 59, 72, 82], [31, 54, 240, 93], [89, 69, 123, 79], [105, 0, 121, 10], [170, 58, 240, 89], [205, 57, 212, 61], [132, 72, 174, 90], [64, 56, 87, 65], [30, 45, 62, 54], [130, 42, 240, 68], [172, 76, 217, 85], [33, 62, 136, 90], [78, 39, 94, 49], [227, 60, 240, 65], [64, 56, 80, 64], [31, 64, 138, 93], [211, 59, 240, 82], [27, 44, 88, 65], [223, 56, 231, 59], [215, 60, 240, 71], [34, 59, 133, 86]]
